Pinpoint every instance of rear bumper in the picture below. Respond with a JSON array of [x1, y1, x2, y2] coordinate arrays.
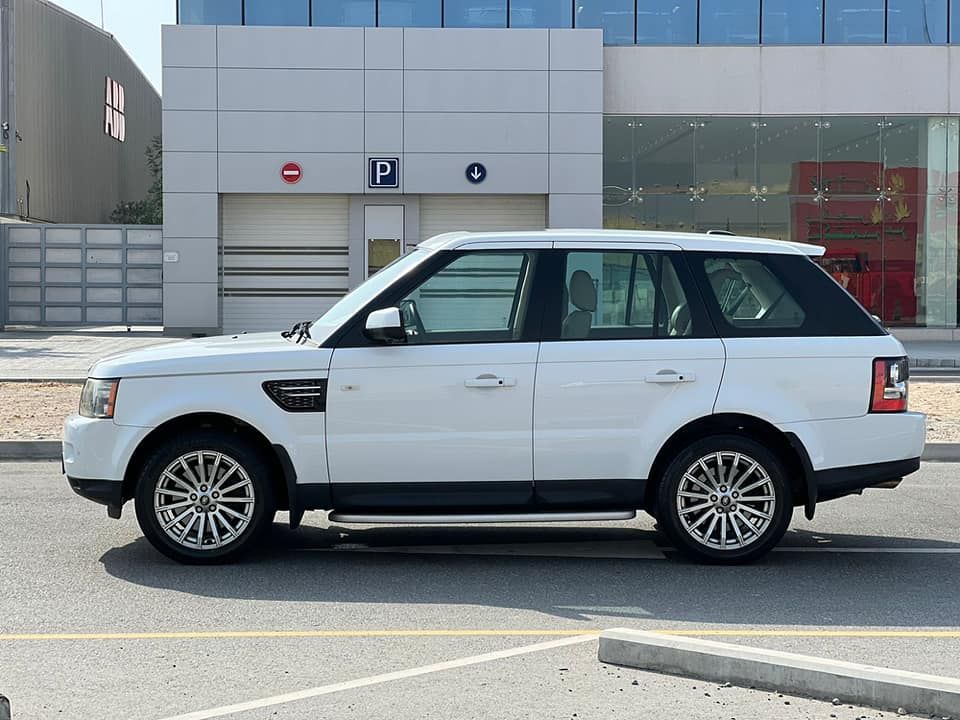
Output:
[[814, 456, 921, 502], [66, 475, 123, 508]]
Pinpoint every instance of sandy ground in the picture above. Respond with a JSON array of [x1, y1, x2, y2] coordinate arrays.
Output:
[[1, 380, 958, 442]]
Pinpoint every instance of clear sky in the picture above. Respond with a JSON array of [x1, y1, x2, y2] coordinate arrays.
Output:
[[53, 0, 175, 92]]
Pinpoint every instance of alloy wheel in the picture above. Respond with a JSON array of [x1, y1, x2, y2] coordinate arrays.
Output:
[[675, 451, 777, 551], [153, 451, 256, 551]]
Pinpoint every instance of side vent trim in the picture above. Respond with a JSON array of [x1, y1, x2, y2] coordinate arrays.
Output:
[[263, 379, 328, 413]]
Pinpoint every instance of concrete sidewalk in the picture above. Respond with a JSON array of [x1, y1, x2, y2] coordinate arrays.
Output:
[[0, 327, 176, 381], [0, 329, 959, 380]]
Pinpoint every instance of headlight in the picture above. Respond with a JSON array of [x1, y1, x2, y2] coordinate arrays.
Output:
[[79, 379, 120, 419]]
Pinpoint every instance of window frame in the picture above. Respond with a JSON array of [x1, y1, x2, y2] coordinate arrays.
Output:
[[331, 249, 550, 348], [539, 249, 717, 342]]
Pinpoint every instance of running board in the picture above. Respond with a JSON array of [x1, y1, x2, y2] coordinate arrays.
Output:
[[327, 510, 637, 524]]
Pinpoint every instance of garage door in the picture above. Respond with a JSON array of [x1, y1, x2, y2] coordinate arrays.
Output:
[[419, 195, 546, 244], [221, 195, 349, 333]]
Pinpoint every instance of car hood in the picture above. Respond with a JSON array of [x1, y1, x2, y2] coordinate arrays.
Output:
[[89, 332, 332, 379]]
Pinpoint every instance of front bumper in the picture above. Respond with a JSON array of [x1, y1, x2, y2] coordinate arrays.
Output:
[[66, 475, 123, 508]]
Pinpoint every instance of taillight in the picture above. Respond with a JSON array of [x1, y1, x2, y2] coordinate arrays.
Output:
[[870, 357, 909, 413]]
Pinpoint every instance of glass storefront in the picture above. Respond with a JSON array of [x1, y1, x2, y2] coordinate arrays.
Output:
[[178, 0, 960, 44], [604, 115, 960, 327]]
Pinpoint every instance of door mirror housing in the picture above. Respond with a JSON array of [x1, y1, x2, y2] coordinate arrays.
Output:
[[365, 307, 406, 343]]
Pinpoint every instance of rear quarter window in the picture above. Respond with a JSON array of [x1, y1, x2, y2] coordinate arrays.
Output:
[[687, 251, 885, 337]]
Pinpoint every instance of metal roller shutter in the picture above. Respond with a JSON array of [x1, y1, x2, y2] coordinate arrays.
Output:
[[221, 195, 349, 333], [419, 195, 547, 244]]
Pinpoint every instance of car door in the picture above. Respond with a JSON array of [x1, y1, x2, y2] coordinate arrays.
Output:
[[533, 243, 726, 508], [325, 246, 546, 511]]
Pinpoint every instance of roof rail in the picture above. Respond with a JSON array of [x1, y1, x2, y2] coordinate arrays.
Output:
[[705, 229, 736, 236]]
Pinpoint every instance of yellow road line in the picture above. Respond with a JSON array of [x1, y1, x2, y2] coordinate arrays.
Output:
[[2, 629, 960, 641]]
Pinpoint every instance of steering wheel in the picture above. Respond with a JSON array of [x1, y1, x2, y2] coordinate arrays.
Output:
[[399, 299, 426, 338]]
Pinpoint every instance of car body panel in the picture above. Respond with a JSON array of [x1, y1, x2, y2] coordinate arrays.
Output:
[[534, 338, 726, 482]]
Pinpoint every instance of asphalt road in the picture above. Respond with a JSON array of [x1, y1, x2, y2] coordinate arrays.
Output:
[[1, 461, 958, 720]]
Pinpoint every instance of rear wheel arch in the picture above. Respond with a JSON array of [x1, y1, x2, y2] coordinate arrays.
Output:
[[645, 413, 811, 515], [122, 412, 290, 512]]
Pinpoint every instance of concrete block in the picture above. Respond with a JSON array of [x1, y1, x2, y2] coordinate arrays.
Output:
[[218, 153, 365, 193], [217, 26, 364, 69], [549, 113, 602, 154], [404, 113, 548, 153], [163, 111, 217, 153], [922, 442, 960, 462], [365, 113, 403, 153], [365, 27, 403, 69], [218, 112, 364, 153], [403, 28, 548, 70], [162, 25, 217, 67], [550, 71, 603, 113], [163, 193, 219, 239], [404, 153, 548, 194], [599, 629, 960, 718], [548, 194, 602, 228], [163, 152, 218, 194], [163, 67, 217, 111], [163, 282, 219, 329], [218, 69, 364, 112], [549, 29, 603, 70], [549, 154, 602, 195], [364, 70, 404, 111], [404, 70, 548, 112], [162, 238, 219, 284]]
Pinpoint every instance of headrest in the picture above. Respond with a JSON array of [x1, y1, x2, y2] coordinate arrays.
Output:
[[569, 270, 597, 312]]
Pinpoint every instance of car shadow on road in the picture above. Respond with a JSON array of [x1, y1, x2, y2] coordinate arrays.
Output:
[[99, 521, 960, 627]]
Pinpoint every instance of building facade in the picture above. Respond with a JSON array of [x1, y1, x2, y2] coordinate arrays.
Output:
[[0, 0, 162, 223], [165, 0, 960, 336]]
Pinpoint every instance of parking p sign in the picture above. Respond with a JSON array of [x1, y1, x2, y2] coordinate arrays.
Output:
[[369, 157, 399, 189]]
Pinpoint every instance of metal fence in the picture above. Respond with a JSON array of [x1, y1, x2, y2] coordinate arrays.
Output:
[[2, 224, 163, 327]]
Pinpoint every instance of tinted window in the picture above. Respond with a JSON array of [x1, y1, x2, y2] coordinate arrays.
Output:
[[398, 252, 534, 343], [445, 0, 507, 26], [313, 0, 376, 26], [825, 0, 885, 43], [636, 0, 697, 43], [245, 0, 309, 25], [575, 0, 636, 45], [703, 257, 805, 328], [699, 0, 760, 44], [559, 251, 694, 339], [762, 0, 823, 43], [179, 0, 241, 24], [379, 0, 442, 25], [887, 0, 948, 43], [510, 0, 573, 27], [689, 252, 885, 337]]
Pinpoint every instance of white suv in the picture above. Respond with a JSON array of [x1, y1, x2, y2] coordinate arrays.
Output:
[[63, 230, 925, 564]]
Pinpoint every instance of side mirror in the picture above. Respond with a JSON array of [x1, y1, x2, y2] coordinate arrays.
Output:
[[364, 307, 406, 343]]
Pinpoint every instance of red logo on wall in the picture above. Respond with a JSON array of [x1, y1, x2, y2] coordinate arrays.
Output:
[[281, 162, 303, 184]]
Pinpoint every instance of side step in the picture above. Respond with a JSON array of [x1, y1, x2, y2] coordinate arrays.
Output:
[[327, 510, 637, 524]]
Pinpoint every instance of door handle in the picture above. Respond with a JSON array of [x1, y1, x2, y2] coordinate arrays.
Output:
[[644, 371, 695, 384], [465, 374, 517, 388]]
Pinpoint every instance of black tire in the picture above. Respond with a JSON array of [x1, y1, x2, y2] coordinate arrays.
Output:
[[134, 430, 276, 564], [656, 434, 793, 564]]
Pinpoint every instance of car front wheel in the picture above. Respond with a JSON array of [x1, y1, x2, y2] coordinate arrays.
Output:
[[134, 431, 276, 564], [656, 435, 793, 564]]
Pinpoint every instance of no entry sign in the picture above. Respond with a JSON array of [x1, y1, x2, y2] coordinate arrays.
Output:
[[281, 162, 303, 184]]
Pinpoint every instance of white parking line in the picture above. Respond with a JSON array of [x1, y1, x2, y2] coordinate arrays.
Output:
[[774, 547, 960, 554], [156, 634, 597, 720]]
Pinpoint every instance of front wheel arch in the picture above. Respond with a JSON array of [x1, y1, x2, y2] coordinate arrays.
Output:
[[645, 414, 811, 517], [122, 412, 290, 512]]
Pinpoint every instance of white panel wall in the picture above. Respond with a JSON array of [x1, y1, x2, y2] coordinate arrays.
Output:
[[604, 45, 956, 116], [161, 25, 604, 331]]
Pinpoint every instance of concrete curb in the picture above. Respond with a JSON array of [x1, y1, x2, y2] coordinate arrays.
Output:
[[0, 440, 61, 460], [920, 443, 960, 462], [598, 628, 960, 718], [0, 377, 85, 383]]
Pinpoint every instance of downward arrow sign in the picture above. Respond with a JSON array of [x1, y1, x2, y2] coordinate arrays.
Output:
[[471, 168, 482, 180]]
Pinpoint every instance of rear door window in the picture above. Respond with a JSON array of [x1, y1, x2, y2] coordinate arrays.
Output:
[[688, 252, 885, 337]]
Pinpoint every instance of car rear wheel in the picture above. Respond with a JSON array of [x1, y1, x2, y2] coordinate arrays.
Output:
[[134, 430, 276, 564], [656, 435, 793, 564]]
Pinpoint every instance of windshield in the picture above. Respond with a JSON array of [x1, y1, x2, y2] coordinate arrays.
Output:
[[309, 248, 433, 343]]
